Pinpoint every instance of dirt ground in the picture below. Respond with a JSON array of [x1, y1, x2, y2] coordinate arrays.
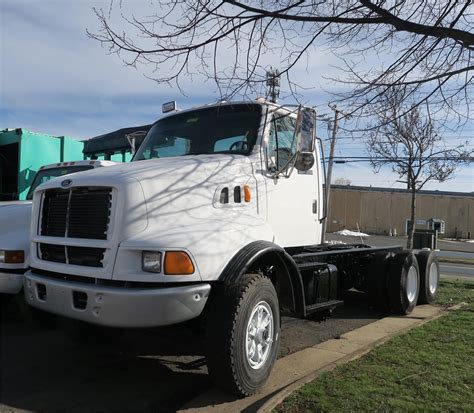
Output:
[[0, 291, 384, 413]]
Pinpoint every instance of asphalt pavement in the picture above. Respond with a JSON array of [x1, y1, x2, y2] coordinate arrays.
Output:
[[326, 233, 474, 253], [326, 233, 474, 279], [0, 287, 389, 413]]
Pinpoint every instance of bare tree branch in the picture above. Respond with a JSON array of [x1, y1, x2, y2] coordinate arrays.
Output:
[[88, 1, 473, 121]]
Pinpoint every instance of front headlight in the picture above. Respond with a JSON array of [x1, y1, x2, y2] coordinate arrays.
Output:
[[142, 251, 162, 273], [0, 250, 25, 264]]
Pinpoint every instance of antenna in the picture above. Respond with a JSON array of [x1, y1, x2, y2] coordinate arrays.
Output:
[[266, 68, 281, 103]]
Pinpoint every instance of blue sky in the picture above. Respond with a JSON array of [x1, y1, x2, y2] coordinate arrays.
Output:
[[1, 0, 472, 192]]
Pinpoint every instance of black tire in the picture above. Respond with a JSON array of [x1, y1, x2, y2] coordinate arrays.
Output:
[[387, 251, 420, 315], [205, 274, 280, 397], [367, 251, 395, 311], [416, 250, 440, 304]]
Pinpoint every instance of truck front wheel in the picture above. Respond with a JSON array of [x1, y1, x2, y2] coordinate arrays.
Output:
[[205, 274, 280, 397]]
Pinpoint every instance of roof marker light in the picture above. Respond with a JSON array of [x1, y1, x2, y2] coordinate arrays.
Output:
[[162, 101, 177, 113]]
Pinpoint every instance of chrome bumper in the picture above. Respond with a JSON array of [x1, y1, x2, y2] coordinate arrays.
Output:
[[24, 271, 211, 328]]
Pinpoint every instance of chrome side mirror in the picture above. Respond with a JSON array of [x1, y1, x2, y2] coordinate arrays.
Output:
[[296, 107, 316, 153], [294, 152, 315, 171], [294, 107, 316, 171]]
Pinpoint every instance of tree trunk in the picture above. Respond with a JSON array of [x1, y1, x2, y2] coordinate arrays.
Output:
[[407, 186, 417, 249]]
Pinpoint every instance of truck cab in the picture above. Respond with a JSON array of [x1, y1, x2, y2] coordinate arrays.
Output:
[[24, 99, 439, 396], [0, 160, 115, 296]]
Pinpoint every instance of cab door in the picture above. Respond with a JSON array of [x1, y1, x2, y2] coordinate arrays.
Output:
[[263, 109, 322, 247]]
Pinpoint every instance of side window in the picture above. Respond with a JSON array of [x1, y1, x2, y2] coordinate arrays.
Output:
[[267, 113, 297, 170]]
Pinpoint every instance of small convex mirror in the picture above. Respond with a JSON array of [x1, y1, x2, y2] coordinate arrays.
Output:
[[295, 152, 315, 171], [294, 107, 316, 171]]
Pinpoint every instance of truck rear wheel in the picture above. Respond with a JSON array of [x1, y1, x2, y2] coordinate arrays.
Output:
[[367, 251, 395, 311], [387, 251, 420, 315], [416, 250, 440, 304], [205, 274, 280, 397]]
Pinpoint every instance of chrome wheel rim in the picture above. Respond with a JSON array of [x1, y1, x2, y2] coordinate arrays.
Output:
[[246, 301, 274, 370], [429, 262, 439, 295], [406, 266, 418, 303]]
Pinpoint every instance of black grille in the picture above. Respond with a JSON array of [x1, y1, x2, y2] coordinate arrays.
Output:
[[41, 187, 112, 240], [68, 246, 105, 267], [39, 243, 66, 264], [39, 243, 105, 267], [41, 190, 69, 237]]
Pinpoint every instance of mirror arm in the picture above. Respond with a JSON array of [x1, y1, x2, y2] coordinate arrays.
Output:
[[316, 136, 327, 224]]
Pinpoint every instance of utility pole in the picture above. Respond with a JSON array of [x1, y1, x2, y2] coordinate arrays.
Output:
[[266, 68, 281, 103], [321, 105, 346, 242]]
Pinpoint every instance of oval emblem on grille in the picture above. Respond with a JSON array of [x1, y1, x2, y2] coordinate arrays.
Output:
[[61, 179, 72, 188]]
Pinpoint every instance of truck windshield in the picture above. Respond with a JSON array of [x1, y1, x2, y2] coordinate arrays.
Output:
[[26, 165, 94, 200], [134, 104, 262, 161]]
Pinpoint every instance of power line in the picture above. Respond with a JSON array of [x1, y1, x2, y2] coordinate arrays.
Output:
[[328, 156, 473, 160], [327, 156, 474, 164]]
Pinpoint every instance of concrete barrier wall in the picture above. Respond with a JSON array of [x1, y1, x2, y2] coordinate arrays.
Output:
[[328, 186, 473, 237]]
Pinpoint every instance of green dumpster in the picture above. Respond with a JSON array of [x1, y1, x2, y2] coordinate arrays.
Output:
[[0, 128, 84, 200]]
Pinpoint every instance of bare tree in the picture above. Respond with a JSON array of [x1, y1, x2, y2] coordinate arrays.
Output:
[[89, 1, 473, 119], [365, 89, 472, 248]]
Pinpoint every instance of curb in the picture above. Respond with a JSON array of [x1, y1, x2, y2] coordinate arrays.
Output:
[[257, 304, 465, 413], [179, 305, 450, 413]]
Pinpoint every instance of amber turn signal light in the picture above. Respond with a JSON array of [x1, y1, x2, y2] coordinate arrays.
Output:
[[244, 185, 251, 202], [1, 250, 25, 264], [164, 251, 195, 275]]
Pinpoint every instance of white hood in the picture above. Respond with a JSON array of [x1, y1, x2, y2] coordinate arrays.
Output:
[[31, 154, 262, 280], [37, 154, 255, 225]]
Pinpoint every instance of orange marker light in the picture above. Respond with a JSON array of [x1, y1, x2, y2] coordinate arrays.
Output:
[[244, 185, 251, 202], [164, 251, 195, 275]]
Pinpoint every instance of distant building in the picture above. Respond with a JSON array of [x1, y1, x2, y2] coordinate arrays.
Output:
[[328, 184, 473, 238]]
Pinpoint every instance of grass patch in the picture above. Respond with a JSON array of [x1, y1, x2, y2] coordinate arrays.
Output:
[[276, 279, 474, 412]]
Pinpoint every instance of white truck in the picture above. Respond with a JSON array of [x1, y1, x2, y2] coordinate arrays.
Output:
[[24, 99, 440, 396], [0, 160, 115, 298]]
